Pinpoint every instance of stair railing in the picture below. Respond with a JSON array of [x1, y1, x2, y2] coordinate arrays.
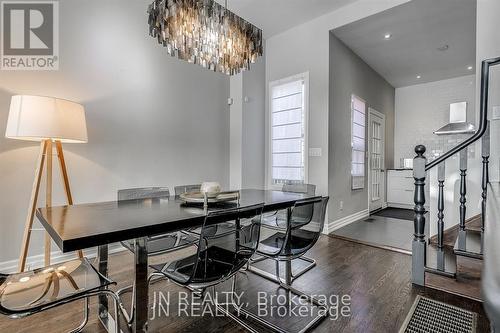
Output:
[[483, 183, 500, 331], [412, 56, 500, 286]]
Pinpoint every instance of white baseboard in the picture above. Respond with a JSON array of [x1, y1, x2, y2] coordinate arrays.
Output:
[[387, 202, 413, 209], [0, 243, 126, 274], [328, 209, 369, 233], [387, 203, 430, 210]]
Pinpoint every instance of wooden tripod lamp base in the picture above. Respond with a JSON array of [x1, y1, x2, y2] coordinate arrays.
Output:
[[4, 95, 88, 273], [18, 140, 84, 272]]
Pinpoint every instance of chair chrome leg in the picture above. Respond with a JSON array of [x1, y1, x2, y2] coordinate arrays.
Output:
[[236, 273, 329, 333], [275, 257, 282, 282], [248, 255, 316, 285], [84, 290, 130, 333], [290, 256, 316, 281], [68, 298, 89, 333], [116, 284, 135, 325], [104, 289, 132, 333], [249, 254, 269, 265], [244, 255, 328, 333], [213, 275, 260, 333]]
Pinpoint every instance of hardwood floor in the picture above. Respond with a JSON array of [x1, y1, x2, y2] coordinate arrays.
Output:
[[0, 237, 490, 333], [429, 214, 482, 247]]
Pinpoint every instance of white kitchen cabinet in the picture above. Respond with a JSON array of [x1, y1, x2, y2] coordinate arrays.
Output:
[[387, 169, 427, 209]]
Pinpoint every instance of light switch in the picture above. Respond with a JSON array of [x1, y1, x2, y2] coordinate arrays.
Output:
[[492, 106, 500, 120], [309, 148, 322, 157]]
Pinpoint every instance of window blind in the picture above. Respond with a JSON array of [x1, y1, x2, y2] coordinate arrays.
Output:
[[271, 79, 305, 185], [351, 95, 366, 189]]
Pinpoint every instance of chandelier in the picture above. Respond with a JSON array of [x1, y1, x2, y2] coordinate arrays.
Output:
[[147, 0, 263, 75]]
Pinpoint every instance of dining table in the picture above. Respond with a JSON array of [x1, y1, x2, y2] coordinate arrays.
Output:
[[36, 189, 319, 333]]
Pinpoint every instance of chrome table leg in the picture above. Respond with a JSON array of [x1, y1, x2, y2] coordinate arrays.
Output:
[[133, 237, 149, 333], [97, 244, 121, 333], [284, 207, 293, 286]]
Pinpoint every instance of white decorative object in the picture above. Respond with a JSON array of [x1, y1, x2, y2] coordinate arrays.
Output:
[[200, 182, 221, 197]]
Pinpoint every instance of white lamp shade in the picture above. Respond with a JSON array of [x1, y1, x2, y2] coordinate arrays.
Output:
[[5, 95, 88, 143]]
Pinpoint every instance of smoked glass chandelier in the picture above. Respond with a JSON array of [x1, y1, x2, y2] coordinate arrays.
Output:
[[148, 0, 263, 75]]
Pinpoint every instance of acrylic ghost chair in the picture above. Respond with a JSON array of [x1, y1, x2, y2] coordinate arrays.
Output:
[[149, 203, 264, 332], [260, 183, 317, 230], [115, 187, 198, 325], [0, 258, 129, 332], [241, 196, 330, 333]]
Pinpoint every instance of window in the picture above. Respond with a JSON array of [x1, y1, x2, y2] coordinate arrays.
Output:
[[268, 73, 308, 188], [351, 95, 366, 190]]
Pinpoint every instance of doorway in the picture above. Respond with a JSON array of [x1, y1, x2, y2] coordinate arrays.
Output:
[[368, 108, 385, 213]]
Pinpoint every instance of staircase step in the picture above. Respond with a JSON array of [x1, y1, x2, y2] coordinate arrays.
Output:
[[425, 244, 456, 278], [456, 254, 483, 280], [454, 229, 483, 259], [467, 223, 483, 233]]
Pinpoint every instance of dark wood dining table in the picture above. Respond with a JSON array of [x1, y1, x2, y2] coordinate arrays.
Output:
[[36, 189, 319, 333]]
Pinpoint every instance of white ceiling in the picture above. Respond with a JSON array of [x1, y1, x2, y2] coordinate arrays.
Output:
[[216, 0, 356, 38], [333, 0, 476, 88]]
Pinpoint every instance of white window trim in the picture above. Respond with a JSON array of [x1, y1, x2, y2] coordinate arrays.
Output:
[[267, 72, 310, 190]]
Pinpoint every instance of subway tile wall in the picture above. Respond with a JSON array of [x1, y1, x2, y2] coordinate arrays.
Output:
[[394, 75, 476, 167]]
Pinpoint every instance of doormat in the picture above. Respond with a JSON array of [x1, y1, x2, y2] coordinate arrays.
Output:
[[399, 296, 476, 333]]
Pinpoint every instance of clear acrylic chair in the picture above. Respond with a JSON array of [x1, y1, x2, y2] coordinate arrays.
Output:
[[149, 203, 263, 332], [244, 197, 330, 333], [261, 183, 317, 229], [116, 187, 197, 322], [282, 183, 316, 195], [117, 187, 197, 255], [0, 258, 127, 332], [174, 184, 201, 196]]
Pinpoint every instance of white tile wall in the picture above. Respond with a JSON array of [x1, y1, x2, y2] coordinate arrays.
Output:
[[394, 75, 476, 166]]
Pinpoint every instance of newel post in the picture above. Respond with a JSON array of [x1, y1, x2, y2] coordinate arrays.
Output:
[[412, 145, 427, 286]]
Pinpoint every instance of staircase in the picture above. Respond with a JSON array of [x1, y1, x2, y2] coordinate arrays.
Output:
[[411, 57, 500, 328]]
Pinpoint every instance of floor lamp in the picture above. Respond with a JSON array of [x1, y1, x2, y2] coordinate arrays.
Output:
[[5, 95, 88, 272]]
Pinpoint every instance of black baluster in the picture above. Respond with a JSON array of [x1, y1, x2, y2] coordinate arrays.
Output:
[[413, 145, 427, 286], [481, 122, 490, 232], [437, 163, 445, 249], [459, 148, 468, 230], [458, 148, 467, 251]]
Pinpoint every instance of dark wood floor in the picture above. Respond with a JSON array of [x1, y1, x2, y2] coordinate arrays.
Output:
[[0, 236, 490, 332]]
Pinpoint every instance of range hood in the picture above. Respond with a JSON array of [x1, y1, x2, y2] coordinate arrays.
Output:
[[433, 102, 476, 135]]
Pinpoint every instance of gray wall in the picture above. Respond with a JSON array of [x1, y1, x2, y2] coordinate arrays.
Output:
[[0, 0, 229, 265], [242, 57, 266, 189], [328, 33, 395, 222]]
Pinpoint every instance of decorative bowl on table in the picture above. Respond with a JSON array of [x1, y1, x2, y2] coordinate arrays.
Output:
[[179, 182, 239, 205], [200, 182, 221, 198]]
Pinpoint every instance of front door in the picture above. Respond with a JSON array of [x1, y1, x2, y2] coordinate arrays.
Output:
[[368, 108, 385, 212]]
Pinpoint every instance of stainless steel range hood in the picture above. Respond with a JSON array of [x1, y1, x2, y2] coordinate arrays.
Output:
[[434, 102, 476, 135]]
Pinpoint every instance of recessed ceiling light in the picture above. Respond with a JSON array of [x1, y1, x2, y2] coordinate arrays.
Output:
[[416, 75, 421, 79], [467, 66, 473, 70], [384, 33, 392, 40], [437, 45, 449, 51]]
